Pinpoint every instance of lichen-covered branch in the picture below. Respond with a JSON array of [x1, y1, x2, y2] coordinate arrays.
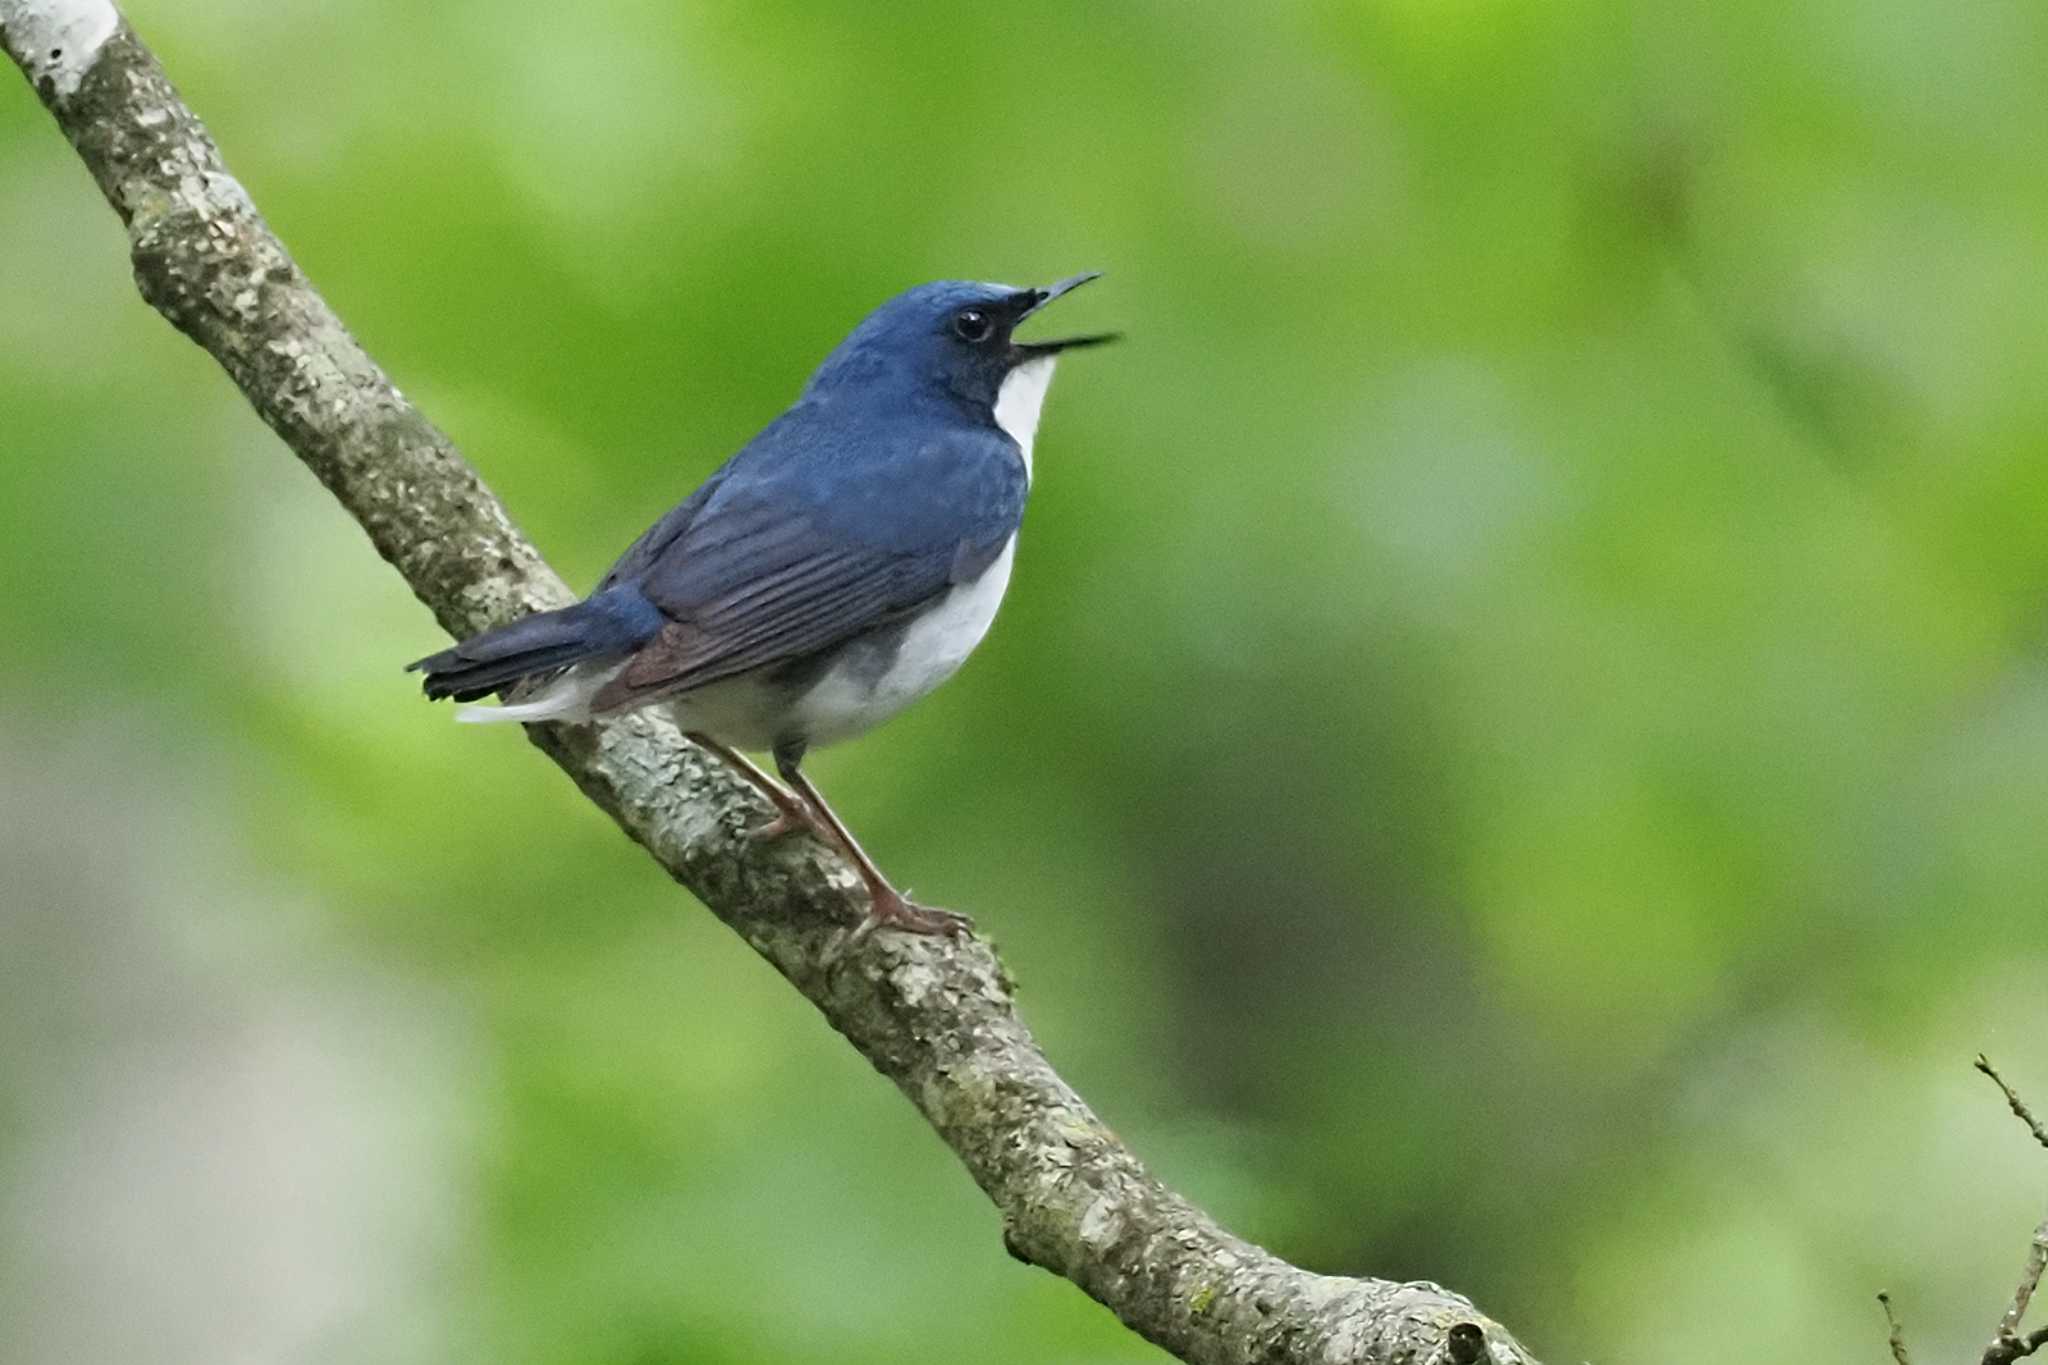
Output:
[[1, 10, 1537, 1363]]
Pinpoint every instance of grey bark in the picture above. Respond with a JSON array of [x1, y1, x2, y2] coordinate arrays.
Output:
[[1, 11, 1539, 1364]]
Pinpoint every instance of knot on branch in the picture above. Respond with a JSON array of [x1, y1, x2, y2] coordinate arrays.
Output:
[[1446, 1321, 1495, 1364]]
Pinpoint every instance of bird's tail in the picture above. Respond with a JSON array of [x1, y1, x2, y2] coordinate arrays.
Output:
[[406, 588, 664, 723]]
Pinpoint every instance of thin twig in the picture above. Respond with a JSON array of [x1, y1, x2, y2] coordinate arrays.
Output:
[[1985, 1321, 2048, 1365], [1879, 1292, 1913, 1365], [1978, 1057, 2048, 1365], [1994, 1218, 2048, 1349], [1979, 1056, 2048, 1154]]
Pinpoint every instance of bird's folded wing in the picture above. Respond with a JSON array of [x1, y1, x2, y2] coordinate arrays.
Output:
[[588, 414, 1028, 713], [589, 506, 982, 712]]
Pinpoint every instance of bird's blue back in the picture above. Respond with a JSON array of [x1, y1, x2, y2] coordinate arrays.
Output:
[[602, 393, 1027, 600]]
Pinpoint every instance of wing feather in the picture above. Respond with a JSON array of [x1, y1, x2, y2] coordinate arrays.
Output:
[[587, 411, 1029, 713]]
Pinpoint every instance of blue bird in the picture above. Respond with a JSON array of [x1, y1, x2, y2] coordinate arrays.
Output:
[[409, 274, 1116, 937]]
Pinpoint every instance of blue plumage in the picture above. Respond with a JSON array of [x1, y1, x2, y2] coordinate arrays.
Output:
[[408, 584, 665, 703], [604, 403, 1028, 697], [408, 274, 1115, 936]]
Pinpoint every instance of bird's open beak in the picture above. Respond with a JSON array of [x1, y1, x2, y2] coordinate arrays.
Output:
[[1011, 271, 1120, 360]]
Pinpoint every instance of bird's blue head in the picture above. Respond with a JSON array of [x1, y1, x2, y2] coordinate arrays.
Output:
[[802, 274, 1117, 424]]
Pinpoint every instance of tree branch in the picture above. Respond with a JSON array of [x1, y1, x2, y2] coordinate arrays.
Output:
[[1977, 1058, 2048, 1365], [1, 9, 1538, 1362]]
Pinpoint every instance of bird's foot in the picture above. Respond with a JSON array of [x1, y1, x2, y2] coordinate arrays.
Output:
[[747, 800, 833, 846], [851, 888, 974, 942]]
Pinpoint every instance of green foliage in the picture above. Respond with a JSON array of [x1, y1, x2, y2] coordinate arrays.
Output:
[[4, 1, 2047, 1361]]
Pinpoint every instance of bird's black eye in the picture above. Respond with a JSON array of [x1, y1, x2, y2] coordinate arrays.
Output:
[[951, 308, 993, 343]]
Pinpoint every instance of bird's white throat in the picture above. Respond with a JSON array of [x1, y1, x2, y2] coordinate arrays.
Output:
[[993, 356, 1057, 477]]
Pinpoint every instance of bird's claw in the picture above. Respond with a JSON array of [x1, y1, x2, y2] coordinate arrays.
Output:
[[853, 890, 973, 942], [748, 804, 831, 845]]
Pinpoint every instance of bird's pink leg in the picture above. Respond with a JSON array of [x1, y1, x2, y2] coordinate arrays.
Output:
[[686, 732, 832, 844], [772, 745, 972, 939]]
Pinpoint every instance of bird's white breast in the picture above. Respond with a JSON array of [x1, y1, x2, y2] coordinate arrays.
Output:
[[790, 535, 1017, 747], [993, 356, 1056, 478]]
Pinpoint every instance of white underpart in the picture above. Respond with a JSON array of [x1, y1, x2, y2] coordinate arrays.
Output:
[[787, 536, 1017, 748], [3, 0, 118, 98], [774, 360, 1049, 743], [993, 355, 1057, 479]]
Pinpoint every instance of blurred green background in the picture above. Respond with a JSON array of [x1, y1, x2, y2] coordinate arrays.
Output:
[[6, 1, 2048, 1361]]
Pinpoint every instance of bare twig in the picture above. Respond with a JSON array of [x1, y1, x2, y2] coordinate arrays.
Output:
[[1980, 1056, 2048, 1154], [1977, 1057, 2048, 1365], [0, 7, 1540, 1363], [1991, 1221, 2048, 1361], [1879, 1292, 1914, 1365], [1986, 1325, 2048, 1365]]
